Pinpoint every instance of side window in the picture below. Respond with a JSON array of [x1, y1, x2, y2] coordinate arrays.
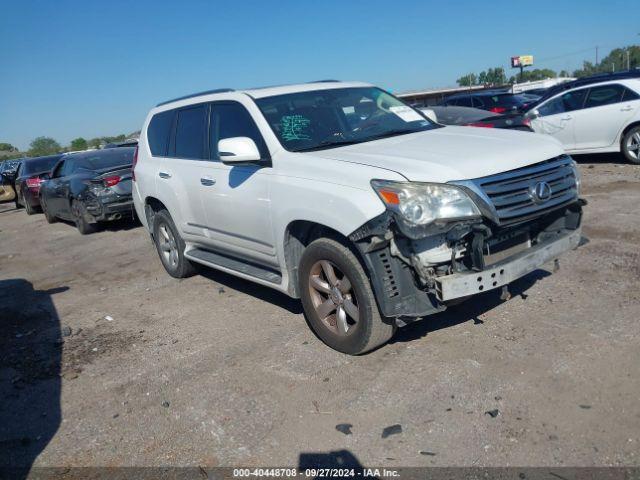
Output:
[[622, 86, 640, 101], [472, 97, 485, 108], [174, 105, 208, 160], [209, 102, 268, 160], [147, 110, 175, 157], [538, 96, 565, 116], [60, 158, 76, 176], [456, 97, 473, 107], [584, 84, 625, 109], [52, 160, 66, 178]]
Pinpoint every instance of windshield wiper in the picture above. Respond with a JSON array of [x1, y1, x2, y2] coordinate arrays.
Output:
[[293, 139, 362, 152], [363, 128, 422, 142]]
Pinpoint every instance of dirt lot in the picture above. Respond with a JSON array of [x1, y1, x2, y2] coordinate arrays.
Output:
[[1, 155, 639, 469]]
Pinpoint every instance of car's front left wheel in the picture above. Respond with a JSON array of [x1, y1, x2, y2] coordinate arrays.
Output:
[[299, 237, 396, 355]]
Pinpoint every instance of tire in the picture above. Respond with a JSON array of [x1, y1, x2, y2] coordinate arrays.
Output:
[[621, 126, 640, 164], [152, 209, 196, 278], [299, 237, 396, 355], [14, 193, 21, 209], [71, 199, 97, 235], [41, 197, 57, 224], [23, 193, 36, 215]]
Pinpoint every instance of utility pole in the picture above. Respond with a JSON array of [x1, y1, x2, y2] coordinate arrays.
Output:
[[595, 46, 599, 66], [627, 49, 631, 71]]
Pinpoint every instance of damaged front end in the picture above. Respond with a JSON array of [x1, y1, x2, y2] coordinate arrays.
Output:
[[349, 155, 585, 323]]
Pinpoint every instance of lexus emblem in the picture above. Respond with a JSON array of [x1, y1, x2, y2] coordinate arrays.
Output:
[[530, 181, 552, 204]]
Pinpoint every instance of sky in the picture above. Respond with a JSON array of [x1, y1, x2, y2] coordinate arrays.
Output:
[[1, 0, 639, 151]]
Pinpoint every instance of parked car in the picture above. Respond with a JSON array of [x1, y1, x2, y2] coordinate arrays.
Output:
[[133, 81, 584, 354], [420, 106, 533, 131], [14, 155, 63, 214], [519, 87, 548, 97], [441, 90, 533, 113], [440, 91, 535, 113], [0, 159, 22, 202], [39, 148, 135, 234], [523, 71, 640, 163]]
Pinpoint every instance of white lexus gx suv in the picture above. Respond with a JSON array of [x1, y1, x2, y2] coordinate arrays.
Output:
[[133, 81, 585, 354]]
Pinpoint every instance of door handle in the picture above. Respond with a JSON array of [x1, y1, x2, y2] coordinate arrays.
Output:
[[561, 115, 572, 121], [158, 171, 172, 179], [200, 177, 216, 186], [620, 105, 633, 112]]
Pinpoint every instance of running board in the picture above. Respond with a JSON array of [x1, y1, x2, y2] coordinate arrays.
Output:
[[185, 247, 282, 284]]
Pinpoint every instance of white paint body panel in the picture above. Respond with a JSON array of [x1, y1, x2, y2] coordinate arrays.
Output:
[[133, 82, 567, 297]]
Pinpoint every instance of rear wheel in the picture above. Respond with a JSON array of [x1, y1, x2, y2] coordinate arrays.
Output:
[[622, 126, 640, 164], [41, 197, 57, 224], [23, 193, 36, 215], [71, 199, 97, 235], [152, 209, 196, 278], [299, 237, 396, 355]]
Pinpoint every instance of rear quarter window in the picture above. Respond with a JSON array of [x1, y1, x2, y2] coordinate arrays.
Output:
[[147, 110, 175, 156]]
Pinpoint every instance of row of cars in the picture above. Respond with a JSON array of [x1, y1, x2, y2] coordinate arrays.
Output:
[[1, 146, 136, 233], [1, 71, 637, 354], [420, 70, 640, 163]]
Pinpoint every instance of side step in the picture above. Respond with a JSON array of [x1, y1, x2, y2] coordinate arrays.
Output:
[[185, 247, 282, 284]]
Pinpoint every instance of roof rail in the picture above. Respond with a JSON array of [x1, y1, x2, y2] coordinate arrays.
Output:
[[309, 79, 340, 83], [156, 88, 235, 107]]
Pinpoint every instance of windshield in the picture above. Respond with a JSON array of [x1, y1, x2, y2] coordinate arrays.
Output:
[[255, 87, 439, 152], [22, 155, 61, 175]]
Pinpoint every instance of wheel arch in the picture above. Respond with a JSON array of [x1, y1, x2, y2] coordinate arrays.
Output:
[[144, 196, 168, 237], [283, 219, 368, 298], [620, 121, 640, 148]]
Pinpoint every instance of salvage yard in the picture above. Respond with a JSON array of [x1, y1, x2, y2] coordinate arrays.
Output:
[[1, 156, 639, 468]]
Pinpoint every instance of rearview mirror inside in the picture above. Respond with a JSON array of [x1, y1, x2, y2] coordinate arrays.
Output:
[[218, 137, 262, 164]]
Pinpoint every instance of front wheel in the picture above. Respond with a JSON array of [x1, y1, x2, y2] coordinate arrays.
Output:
[[622, 126, 640, 164], [299, 238, 396, 355]]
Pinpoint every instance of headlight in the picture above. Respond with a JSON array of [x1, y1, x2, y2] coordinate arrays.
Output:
[[371, 180, 481, 225], [570, 158, 581, 194]]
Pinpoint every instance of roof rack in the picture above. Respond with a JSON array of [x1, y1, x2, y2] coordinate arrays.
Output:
[[309, 79, 340, 83], [156, 88, 235, 107]]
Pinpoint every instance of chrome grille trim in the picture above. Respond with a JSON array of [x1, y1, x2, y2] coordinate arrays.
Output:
[[452, 156, 579, 226]]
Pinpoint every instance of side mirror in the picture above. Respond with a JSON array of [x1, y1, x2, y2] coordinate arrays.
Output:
[[218, 137, 262, 164]]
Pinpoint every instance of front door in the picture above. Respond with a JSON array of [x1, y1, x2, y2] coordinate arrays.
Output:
[[530, 88, 588, 150], [199, 101, 276, 267]]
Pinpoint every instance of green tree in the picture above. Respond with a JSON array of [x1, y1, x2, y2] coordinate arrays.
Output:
[[573, 45, 640, 77], [456, 73, 478, 87], [508, 68, 557, 83], [70, 137, 88, 151], [479, 67, 507, 85], [0, 142, 16, 152], [28, 136, 61, 157]]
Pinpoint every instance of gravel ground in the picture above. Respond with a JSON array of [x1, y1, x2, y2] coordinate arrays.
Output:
[[0, 154, 639, 470]]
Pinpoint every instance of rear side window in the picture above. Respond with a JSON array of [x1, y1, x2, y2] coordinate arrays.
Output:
[[174, 105, 208, 160], [584, 84, 625, 108], [147, 110, 174, 156], [210, 102, 268, 160], [622, 86, 640, 101], [456, 97, 473, 107]]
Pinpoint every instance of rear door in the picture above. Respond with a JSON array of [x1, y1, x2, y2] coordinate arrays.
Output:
[[198, 101, 276, 265], [155, 103, 212, 243], [47, 158, 75, 217], [572, 84, 640, 149]]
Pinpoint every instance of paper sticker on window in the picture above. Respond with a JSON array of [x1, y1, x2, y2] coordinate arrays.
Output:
[[281, 115, 311, 141], [389, 106, 423, 123]]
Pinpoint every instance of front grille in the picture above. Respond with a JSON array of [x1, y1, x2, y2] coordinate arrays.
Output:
[[472, 156, 578, 225]]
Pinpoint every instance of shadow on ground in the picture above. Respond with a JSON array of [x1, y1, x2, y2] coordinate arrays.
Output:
[[0, 279, 66, 478]]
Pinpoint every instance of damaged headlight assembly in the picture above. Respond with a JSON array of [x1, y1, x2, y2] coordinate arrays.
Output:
[[371, 180, 482, 237]]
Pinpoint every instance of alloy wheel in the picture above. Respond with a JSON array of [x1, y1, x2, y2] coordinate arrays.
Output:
[[308, 260, 359, 335], [626, 131, 640, 161], [158, 223, 179, 268]]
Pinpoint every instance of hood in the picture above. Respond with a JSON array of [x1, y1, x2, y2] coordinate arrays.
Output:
[[310, 126, 564, 183]]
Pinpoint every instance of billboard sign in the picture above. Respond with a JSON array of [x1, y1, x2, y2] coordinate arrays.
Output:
[[511, 55, 534, 68]]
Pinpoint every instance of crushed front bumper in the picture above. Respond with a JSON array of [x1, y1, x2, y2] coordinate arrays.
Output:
[[435, 228, 581, 302]]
